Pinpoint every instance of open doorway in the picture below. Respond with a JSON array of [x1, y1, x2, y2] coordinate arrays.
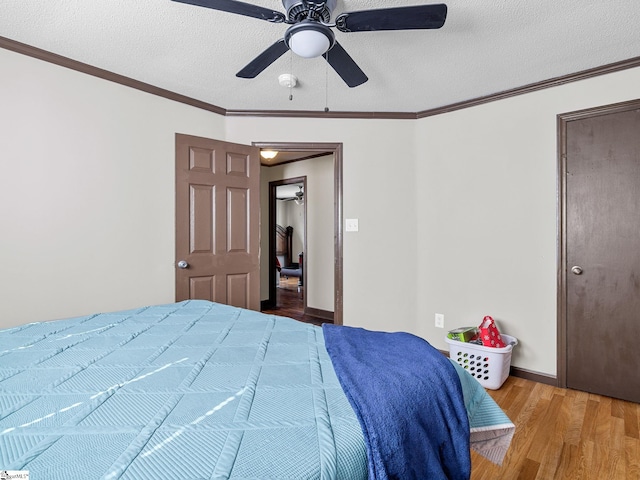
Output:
[[255, 142, 343, 326], [268, 177, 306, 318]]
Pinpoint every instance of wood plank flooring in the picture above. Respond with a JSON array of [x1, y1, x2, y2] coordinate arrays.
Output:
[[473, 376, 640, 479], [261, 277, 326, 326]]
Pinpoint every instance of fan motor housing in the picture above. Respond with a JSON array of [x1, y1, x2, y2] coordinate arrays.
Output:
[[282, 0, 336, 23]]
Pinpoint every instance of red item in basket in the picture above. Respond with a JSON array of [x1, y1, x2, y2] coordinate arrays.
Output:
[[478, 315, 506, 348]]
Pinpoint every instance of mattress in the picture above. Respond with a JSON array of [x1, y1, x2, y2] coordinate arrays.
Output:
[[0, 300, 513, 478]]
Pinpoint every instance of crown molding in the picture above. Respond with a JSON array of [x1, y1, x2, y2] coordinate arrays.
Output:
[[2, 35, 639, 121], [0, 35, 227, 116], [224, 109, 417, 119], [415, 55, 640, 119]]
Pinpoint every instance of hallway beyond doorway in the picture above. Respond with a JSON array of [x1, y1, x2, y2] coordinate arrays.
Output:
[[261, 278, 330, 326]]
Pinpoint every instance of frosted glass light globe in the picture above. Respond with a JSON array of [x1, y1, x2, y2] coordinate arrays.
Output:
[[288, 29, 331, 58]]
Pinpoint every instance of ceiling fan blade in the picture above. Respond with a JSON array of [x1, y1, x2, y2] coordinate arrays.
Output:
[[322, 41, 368, 88], [335, 4, 447, 32], [171, 0, 285, 23], [236, 39, 289, 78]]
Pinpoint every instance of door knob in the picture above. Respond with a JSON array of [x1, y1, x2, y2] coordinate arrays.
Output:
[[177, 260, 189, 269], [571, 265, 583, 275]]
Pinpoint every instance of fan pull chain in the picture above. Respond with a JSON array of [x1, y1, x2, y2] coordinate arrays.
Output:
[[289, 51, 294, 101], [324, 51, 329, 112]]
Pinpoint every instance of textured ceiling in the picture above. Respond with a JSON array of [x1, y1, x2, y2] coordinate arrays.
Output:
[[1, 0, 639, 113]]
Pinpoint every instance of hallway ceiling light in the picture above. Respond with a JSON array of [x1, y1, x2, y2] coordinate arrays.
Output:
[[260, 150, 278, 160]]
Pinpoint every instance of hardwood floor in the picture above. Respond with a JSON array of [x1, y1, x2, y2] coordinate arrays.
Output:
[[261, 277, 328, 326], [473, 376, 640, 479]]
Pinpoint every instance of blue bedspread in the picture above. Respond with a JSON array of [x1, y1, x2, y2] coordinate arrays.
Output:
[[0, 301, 512, 478], [0, 301, 368, 479], [323, 324, 471, 480]]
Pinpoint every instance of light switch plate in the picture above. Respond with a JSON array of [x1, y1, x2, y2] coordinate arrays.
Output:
[[345, 218, 359, 232]]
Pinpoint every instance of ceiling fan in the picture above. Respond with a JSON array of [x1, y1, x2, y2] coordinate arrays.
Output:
[[278, 185, 304, 204], [171, 0, 448, 87]]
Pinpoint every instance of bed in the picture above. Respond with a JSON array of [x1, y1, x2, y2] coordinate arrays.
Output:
[[0, 300, 514, 479]]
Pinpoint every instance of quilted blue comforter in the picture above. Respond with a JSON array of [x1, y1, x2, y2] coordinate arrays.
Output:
[[0, 300, 513, 478]]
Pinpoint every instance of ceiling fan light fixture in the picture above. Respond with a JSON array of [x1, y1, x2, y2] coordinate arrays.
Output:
[[285, 21, 335, 58]]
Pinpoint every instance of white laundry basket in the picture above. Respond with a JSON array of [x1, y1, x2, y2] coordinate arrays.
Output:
[[446, 334, 517, 390]]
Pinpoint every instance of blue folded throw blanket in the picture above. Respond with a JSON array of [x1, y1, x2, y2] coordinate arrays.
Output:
[[323, 324, 471, 480]]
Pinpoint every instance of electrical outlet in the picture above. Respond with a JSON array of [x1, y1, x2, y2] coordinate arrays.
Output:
[[435, 313, 445, 328]]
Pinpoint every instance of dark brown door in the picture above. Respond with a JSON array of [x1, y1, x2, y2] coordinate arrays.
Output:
[[561, 102, 640, 403], [175, 134, 260, 310]]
